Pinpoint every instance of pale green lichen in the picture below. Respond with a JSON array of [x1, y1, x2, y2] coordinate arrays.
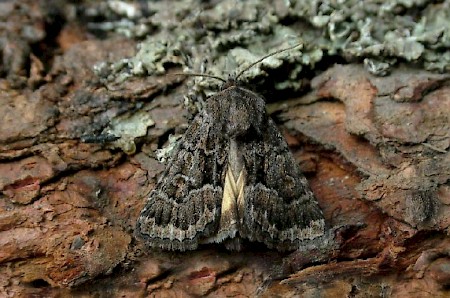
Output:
[[156, 134, 182, 162], [288, 0, 450, 74], [90, 0, 449, 88], [104, 110, 155, 154]]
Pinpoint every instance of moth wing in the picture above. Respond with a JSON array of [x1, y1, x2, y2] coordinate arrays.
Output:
[[241, 119, 325, 251], [135, 112, 226, 251]]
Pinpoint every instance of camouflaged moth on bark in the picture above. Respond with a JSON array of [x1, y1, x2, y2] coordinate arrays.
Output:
[[135, 46, 325, 251]]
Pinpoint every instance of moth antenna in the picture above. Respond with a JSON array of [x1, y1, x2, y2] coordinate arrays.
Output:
[[173, 72, 227, 83], [235, 43, 303, 80]]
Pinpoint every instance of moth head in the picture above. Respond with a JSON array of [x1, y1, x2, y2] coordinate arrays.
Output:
[[220, 75, 239, 90]]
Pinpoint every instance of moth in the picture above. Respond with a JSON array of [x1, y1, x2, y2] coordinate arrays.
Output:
[[136, 46, 325, 251]]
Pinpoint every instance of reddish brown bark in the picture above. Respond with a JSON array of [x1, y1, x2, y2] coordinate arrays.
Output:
[[1, 1, 450, 297]]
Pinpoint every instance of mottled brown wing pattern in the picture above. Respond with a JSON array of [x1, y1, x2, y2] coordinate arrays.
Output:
[[240, 118, 325, 251], [135, 111, 228, 251]]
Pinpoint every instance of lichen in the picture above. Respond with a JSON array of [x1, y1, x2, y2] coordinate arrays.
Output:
[[89, 0, 449, 91], [104, 110, 155, 154]]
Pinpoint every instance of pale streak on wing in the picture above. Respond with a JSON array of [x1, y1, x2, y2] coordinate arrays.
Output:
[[220, 137, 246, 229], [235, 167, 246, 221], [219, 165, 246, 228], [204, 139, 247, 243]]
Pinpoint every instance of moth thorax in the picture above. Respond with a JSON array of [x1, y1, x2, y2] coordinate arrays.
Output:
[[227, 104, 263, 138], [226, 115, 251, 137], [221, 78, 238, 90]]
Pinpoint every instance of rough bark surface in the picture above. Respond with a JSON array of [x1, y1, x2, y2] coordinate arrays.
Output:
[[1, 1, 450, 297]]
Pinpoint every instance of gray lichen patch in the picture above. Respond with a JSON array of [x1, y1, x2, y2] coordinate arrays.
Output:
[[288, 0, 450, 74], [104, 110, 155, 154], [90, 0, 316, 92], [155, 134, 182, 163], [88, 0, 449, 96]]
